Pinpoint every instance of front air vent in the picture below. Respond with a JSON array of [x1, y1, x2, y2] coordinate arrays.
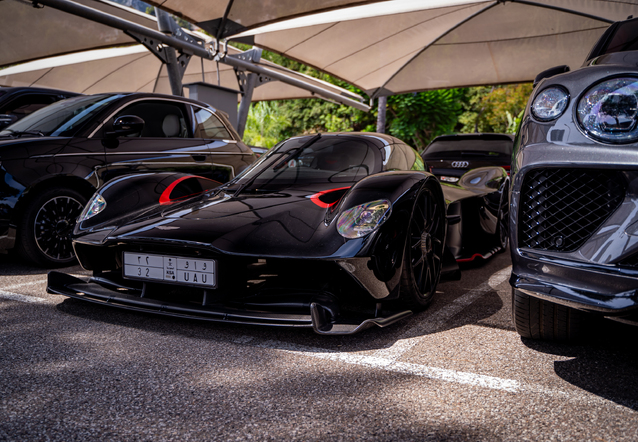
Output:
[[519, 169, 625, 252]]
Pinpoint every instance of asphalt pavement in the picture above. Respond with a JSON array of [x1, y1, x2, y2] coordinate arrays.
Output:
[[1, 250, 637, 441]]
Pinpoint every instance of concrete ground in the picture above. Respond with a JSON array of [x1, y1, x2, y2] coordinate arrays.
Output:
[[1, 250, 637, 441]]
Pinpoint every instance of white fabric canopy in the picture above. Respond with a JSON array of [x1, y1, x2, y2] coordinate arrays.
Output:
[[142, 0, 381, 37], [0, 0, 155, 68], [4, 0, 638, 101], [0, 44, 362, 102], [225, 0, 638, 96]]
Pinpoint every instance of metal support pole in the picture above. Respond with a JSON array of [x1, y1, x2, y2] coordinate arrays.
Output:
[[237, 48, 262, 138], [376, 96, 387, 134], [155, 8, 183, 96], [34, 0, 370, 111]]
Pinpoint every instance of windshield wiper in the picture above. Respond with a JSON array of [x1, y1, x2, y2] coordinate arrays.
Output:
[[233, 133, 322, 196], [2, 129, 45, 138]]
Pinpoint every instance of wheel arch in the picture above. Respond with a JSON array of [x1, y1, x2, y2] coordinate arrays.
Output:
[[11, 175, 96, 227]]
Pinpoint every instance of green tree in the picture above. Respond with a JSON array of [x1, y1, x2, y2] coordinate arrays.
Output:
[[458, 84, 532, 134], [243, 101, 290, 148], [386, 89, 467, 151]]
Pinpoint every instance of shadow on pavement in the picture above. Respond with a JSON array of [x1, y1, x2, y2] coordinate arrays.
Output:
[[521, 320, 638, 410]]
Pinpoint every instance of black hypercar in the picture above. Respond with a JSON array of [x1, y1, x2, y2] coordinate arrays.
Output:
[[48, 132, 450, 335], [510, 16, 638, 341], [0, 86, 79, 130], [0, 92, 255, 266], [421, 134, 511, 263]]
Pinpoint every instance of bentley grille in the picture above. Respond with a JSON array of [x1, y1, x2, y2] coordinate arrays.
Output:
[[519, 169, 625, 252]]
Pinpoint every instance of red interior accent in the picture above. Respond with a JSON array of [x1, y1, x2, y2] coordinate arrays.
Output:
[[159, 176, 221, 205], [310, 187, 351, 208]]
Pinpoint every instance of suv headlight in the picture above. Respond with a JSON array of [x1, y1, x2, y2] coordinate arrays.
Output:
[[577, 77, 638, 143], [337, 199, 391, 239], [532, 87, 569, 121], [79, 194, 106, 221]]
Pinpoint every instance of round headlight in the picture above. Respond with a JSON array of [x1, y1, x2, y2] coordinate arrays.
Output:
[[577, 77, 638, 143], [531, 87, 569, 121], [337, 199, 391, 239]]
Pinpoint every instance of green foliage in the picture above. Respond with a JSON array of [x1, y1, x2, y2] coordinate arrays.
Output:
[[243, 101, 290, 148], [458, 84, 532, 134], [386, 89, 466, 151], [238, 44, 530, 149]]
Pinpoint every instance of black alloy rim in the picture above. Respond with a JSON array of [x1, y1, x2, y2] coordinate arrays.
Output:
[[409, 189, 444, 297], [34, 196, 84, 262]]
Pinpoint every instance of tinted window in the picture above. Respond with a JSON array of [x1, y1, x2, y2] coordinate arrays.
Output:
[[193, 108, 231, 139], [234, 136, 381, 188], [0, 94, 58, 120], [600, 18, 638, 56], [385, 143, 424, 171], [114, 100, 189, 138], [0, 94, 119, 137], [423, 138, 512, 157]]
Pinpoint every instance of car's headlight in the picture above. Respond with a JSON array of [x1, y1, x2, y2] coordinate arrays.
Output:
[[337, 199, 392, 239], [577, 77, 638, 143], [79, 194, 106, 221], [532, 86, 569, 121]]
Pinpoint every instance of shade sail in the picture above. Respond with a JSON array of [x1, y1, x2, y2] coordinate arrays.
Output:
[[141, 0, 383, 38], [0, 0, 155, 68], [0, 44, 362, 102], [225, 0, 638, 97]]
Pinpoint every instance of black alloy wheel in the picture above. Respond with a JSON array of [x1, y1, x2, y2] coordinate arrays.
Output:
[[16, 186, 88, 267], [399, 182, 446, 310]]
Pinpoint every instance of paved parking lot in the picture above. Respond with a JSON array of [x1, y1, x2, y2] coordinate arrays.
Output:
[[1, 250, 637, 441]]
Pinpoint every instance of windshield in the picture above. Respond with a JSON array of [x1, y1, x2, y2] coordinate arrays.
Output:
[[0, 94, 120, 137], [600, 18, 638, 56], [423, 138, 512, 158], [231, 136, 382, 191]]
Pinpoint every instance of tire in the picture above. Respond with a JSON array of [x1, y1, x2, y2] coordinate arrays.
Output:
[[512, 288, 585, 342], [399, 182, 446, 310], [16, 186, 88, 267]]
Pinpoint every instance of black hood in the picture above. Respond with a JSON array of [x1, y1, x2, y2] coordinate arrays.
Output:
[[108, 186, 364, 259]]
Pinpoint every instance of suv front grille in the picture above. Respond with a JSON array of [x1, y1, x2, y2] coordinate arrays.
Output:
[[519, 169, 625, 252]]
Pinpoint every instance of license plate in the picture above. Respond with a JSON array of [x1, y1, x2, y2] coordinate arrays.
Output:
[[123, 252, 216, 288]]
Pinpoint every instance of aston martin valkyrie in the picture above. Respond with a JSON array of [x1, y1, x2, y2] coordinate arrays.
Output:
[[48, 133, 449, 334]]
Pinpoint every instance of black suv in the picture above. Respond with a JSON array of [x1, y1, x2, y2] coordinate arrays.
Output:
[[0, 92, 255, 266]]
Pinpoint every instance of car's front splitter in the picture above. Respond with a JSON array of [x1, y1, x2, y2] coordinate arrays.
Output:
[[511, 251, 638, 316], [47, 271, 412, 335]]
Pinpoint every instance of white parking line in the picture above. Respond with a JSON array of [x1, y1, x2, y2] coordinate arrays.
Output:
[[0, 290, 48, 303], [0, 274, 88, 304], [374, 266, 512, 361], [0, 280, 48, 303], [256, 338, 637, 409]]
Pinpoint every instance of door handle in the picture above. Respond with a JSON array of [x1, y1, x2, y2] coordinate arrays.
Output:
[[191, 155, 207, 162]]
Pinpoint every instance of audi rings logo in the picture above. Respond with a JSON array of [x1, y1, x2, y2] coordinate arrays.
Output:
[[451, 161, 469, 168]]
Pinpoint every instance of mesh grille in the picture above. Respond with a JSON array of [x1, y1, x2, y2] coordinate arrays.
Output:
[[519, 169, 625, 252]]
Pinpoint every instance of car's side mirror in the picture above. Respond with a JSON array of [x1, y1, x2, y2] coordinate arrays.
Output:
[[0, 114, 18, 130], [533, 65, 570, 88], [106, 115, 144, 137]]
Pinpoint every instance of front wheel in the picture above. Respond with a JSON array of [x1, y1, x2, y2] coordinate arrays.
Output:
[[512, 288, 586, 342], [16, 186, 88, 267], [399, 182, 446, 310]]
